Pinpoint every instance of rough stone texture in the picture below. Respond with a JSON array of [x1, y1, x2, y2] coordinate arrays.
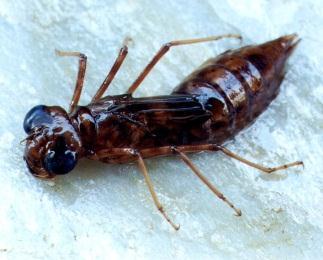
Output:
[[0, 0, 322, 259]]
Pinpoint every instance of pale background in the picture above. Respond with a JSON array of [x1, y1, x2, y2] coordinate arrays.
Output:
[[0, 0, 322, 259]]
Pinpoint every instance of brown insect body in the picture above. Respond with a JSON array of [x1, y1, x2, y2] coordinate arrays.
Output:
[[24, 35, 299, 177], [68, 35, 298, 164], [23, 34, 302, 229]]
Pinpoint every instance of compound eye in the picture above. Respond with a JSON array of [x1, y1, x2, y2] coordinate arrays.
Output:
[[43, 136, 78, 175], [23, 105, 52, 134], [44, 149, 77, 175]]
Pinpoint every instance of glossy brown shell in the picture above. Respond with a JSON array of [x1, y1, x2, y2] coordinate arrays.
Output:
[[70, 35, 298, 163], [172, 35, 298, 142]]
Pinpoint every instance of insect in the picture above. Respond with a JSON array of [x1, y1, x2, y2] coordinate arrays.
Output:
[[23, 34, 303, 230]]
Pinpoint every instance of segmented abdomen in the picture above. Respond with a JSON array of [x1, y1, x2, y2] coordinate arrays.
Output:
[[172, 35, 298, 144]]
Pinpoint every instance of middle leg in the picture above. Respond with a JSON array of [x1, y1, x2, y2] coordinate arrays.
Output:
[[172, 147, 242, 216], [91, 38, 131, 102]]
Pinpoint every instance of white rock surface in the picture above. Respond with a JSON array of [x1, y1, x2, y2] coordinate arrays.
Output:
[[0, 0, 322, 259]]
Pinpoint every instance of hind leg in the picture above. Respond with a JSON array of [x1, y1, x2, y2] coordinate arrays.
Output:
[[126, 34, 242, 95], [216, 145, 303, 173], [137, 144, 303, 174]]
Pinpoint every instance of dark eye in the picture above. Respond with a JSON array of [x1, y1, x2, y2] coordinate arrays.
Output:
[[44, 150, 77, 175], [23, 105, 52, 134], [43, 137, 77, 175]]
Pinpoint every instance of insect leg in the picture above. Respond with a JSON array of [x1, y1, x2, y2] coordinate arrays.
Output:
[[55, 50, 87, 113], [137, 152, 180, 231], [91, 38, 131, 102], [216, 145, 304, 174], [138, 144, 303, 174], [92, 148, 179, 230], [172, 147, 242, 216], [126, 34, 242, 95], [161, 144, 302, 174]]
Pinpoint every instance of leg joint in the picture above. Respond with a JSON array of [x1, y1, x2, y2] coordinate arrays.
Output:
[[211, 144, 221, 151], [79, 53, 87, 60], [170, 146, 178, 154], [120, 46, 128, 55], [157, 205, 164, 212], [129, 148, 139, 156], [163, 42, 172, 50]]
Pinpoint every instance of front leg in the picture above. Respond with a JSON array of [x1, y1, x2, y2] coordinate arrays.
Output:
[[90, 147, 137, 163], [55, 50, 87, 113], [91, 148, 179, 230]]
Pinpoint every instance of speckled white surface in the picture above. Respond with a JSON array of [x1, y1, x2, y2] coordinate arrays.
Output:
[[0, 0, 323, 259]]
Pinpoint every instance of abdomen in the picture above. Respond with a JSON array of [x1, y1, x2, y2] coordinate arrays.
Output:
[[80, 35, 299, 161], [172, 34, 299, 144]]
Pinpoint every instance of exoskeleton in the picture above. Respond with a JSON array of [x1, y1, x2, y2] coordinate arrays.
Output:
[[23, 34, 302, 230]]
